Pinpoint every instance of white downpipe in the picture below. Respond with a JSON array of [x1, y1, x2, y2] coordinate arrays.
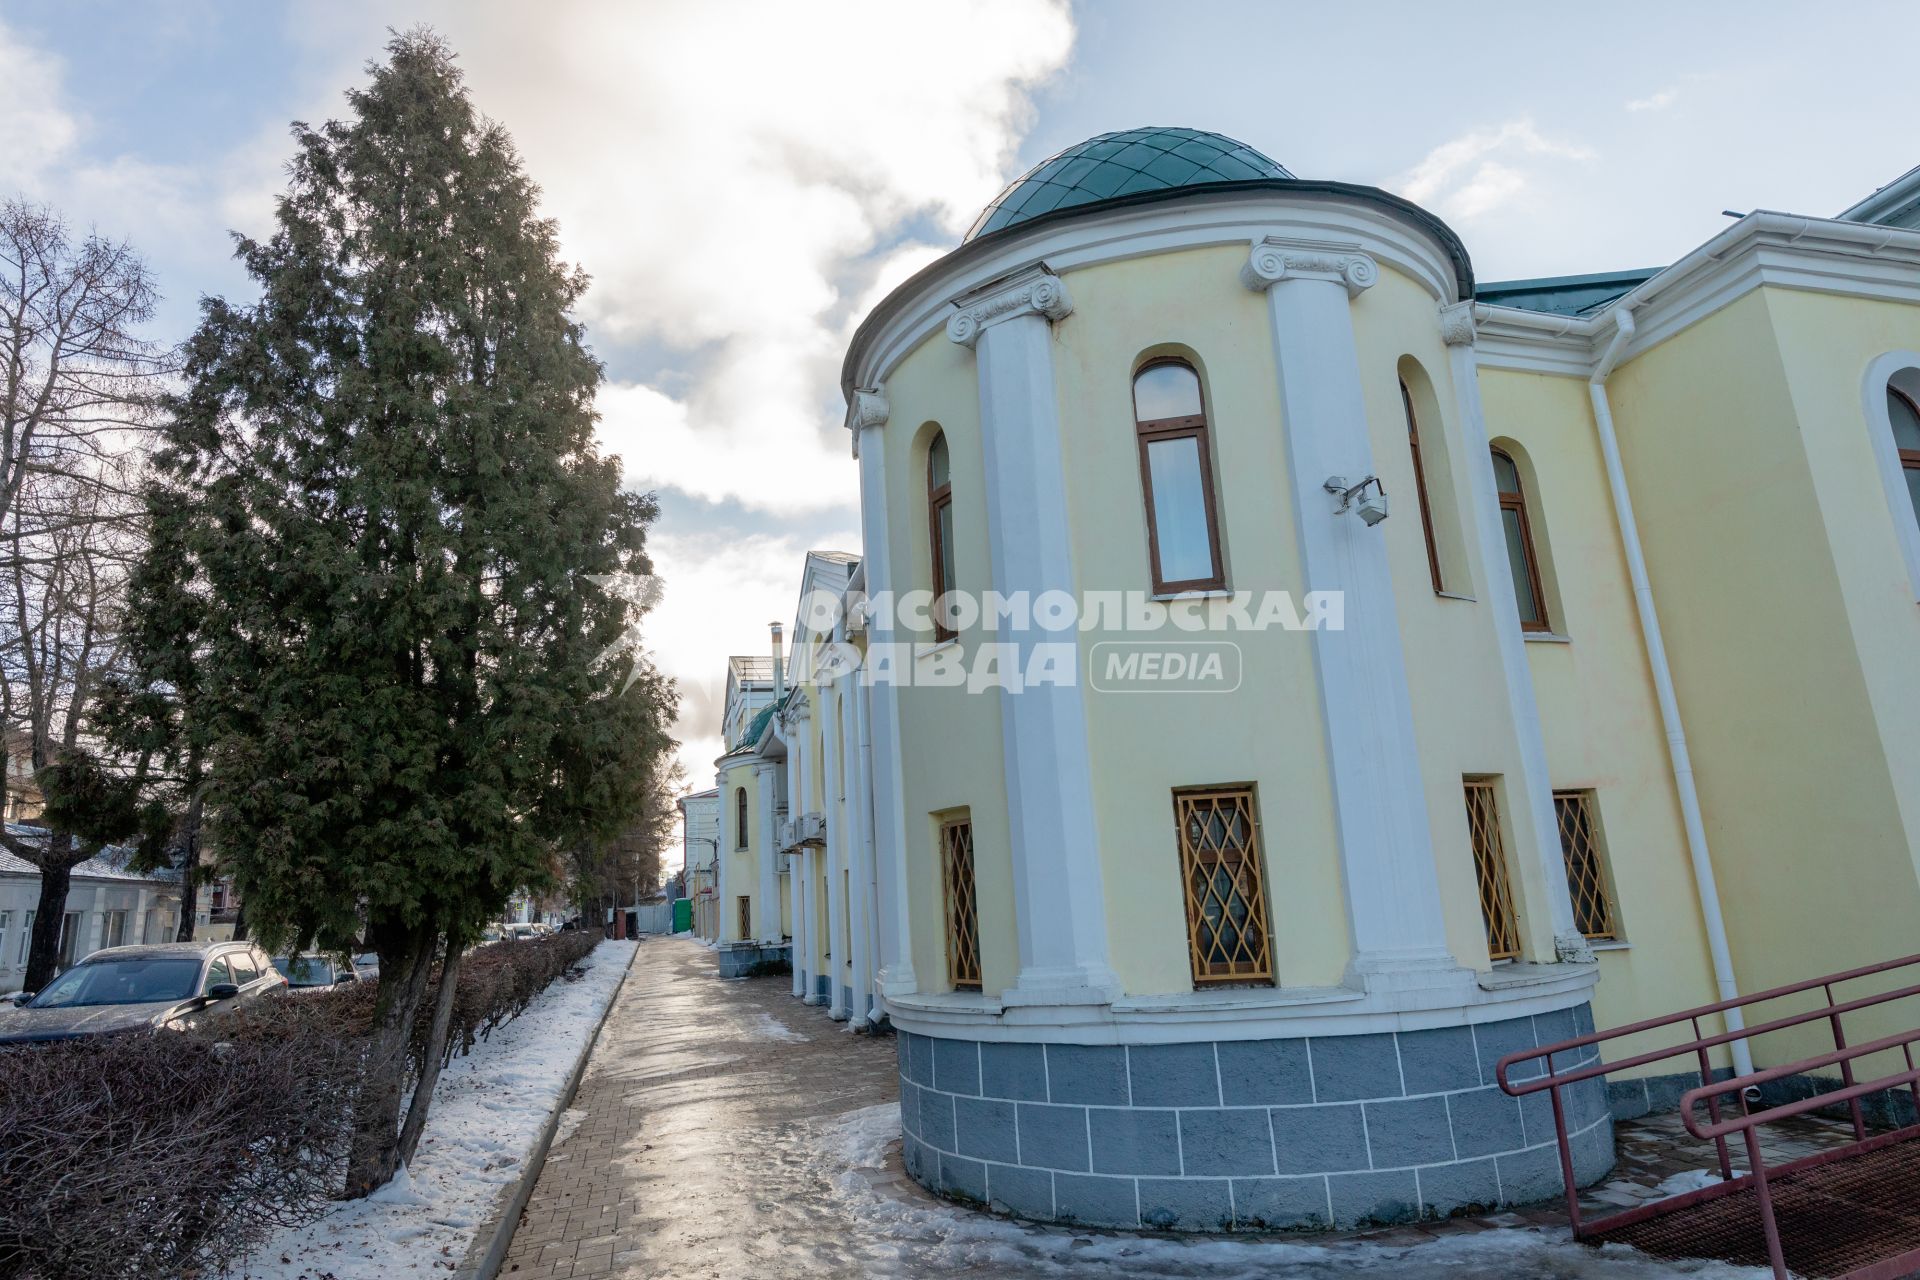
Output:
[[1588, 308, 1753, 1078]]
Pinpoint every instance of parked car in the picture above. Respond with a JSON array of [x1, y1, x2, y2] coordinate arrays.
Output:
[[270, 953, 360, 990], [0, 941, 286, 1044], [352, 952, 380, 982], [503, 922, 539, 942]]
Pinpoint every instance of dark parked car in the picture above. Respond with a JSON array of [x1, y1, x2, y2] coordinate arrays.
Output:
[[271, 953, 360, 989], [0, 941, 287, 1045]]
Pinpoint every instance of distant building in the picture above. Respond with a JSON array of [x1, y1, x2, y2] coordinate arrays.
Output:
[[0, 827, 205, 992], [676, 787, 719, 940]]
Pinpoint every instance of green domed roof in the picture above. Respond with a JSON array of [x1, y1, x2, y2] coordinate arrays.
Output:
[[965, 127, 1293, 242]]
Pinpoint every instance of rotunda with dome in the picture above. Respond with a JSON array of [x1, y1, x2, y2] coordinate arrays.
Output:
[[833, 126, 1621, 1229]]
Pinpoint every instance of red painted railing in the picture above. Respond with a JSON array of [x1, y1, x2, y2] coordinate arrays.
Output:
[[1495, 953, 1920, 1280]]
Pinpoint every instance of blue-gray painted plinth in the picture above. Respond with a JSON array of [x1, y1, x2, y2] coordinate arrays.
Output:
[[895, 1005, 1613, 1231]]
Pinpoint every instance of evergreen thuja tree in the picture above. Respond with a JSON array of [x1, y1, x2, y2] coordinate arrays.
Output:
[[137, 30, 674, 1194]]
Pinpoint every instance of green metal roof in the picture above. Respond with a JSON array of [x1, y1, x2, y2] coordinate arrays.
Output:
[[1475, 268, 1662, 318], [965, 128, 1293, 242], [735, 703, 776, 752]]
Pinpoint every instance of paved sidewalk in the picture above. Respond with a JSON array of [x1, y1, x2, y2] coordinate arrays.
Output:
[[499, 938, 1775, 1279]]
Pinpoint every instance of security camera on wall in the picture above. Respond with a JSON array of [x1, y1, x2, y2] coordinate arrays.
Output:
[[1357, 484, 1389, 526]]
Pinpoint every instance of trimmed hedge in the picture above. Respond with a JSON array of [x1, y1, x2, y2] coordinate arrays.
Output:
[[0, 931, 602, 1279]]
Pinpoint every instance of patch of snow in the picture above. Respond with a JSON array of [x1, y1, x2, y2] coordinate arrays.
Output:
[[1652, 1169, 1726, 1199], [747, 1011, 809, 1042], [551, 1107, 589, 1148], [236, 939, 636, 1280], [365, 1162, 428, 1206], [801, 1105, 1773, 1278]]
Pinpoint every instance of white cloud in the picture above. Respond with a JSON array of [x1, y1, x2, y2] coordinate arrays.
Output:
[[1626, 88, 1680, 113], [644, 524, 859, 787], [0, 22, 79, 189], [354, 0, 1075, 518], [1396, 119, 1596, 224]]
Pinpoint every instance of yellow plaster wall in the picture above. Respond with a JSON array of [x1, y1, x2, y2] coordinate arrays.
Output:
[[717, 759, 761, 943], [1606, 287, 1920, 1066], [1050, 245, 1346, 995], [1478, 367, 1727, 1061], [881, 333, 1019, 996]]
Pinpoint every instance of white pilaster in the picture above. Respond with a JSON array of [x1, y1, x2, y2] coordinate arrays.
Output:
[[754, 761, 782, 951], [849, 390, 918, 997], [1244, 238, 1460, 983], [822, 688, 849, 1019], [842, 665, 875, 1023], [1441, 302, 1588, 960], [714, 767, 730, 942], [947, 264, 1119, 1006]]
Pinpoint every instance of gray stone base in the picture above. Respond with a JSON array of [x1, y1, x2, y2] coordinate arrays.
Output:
[[716, 941, 789, 978], [1610, 1067, 1920, 1131], [896, 1004, 1613, 1231]]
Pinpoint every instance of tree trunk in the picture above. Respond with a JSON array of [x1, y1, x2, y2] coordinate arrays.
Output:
[[396, 932, 464, 1166], [231, 903, 248, 941], [23, 844, 75, 993], [174, 789, 203, 942], [344, 929, 437, 1197]]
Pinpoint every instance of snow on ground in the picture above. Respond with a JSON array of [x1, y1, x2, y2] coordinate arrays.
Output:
[[803, 1105, 1773, 1279], [747, 1010, 810, 1042], [237, 939, 637, 1280], [1651, 1169, 1725, 1199]]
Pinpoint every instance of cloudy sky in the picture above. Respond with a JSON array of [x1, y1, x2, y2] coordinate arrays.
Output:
[[3, 0, 1913, 828]]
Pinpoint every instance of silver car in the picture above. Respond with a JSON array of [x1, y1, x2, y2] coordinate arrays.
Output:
[[0, 941, 287, 1044]]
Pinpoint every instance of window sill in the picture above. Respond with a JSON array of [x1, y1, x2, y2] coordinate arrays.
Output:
[[914, 638, 960, 660], [1522, 631, 1572, 644], [1589, 940, 1630, 952], [1434, 590, 1477, 603], [1149, 588, 1234, 603]]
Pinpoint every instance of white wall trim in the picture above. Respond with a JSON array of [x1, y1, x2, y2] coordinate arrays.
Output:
[[884, 963, 1598, 1046], [847, 193, 1465, 395]]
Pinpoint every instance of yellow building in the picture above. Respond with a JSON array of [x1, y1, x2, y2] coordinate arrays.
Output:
[[820, 129, 1920, 1231]]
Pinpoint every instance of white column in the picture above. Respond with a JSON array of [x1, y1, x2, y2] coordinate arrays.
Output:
[[947, 265, 1119, 1006], [848, 390, 917, 997], [843, 665, 875, 1024], [755, 761, 781, 949], [781, 735, 806, 997], [822, 688, 849, 1019], [1243, 239, 1459, 984], [1440, 303, 1588, 961], [714, 768, 730, 942]]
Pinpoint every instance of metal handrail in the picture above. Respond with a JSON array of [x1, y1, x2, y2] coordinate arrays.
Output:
[[1491, 949, 1920, 1275]]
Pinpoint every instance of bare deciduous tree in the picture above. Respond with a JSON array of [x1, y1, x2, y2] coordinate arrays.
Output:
[[0, 203, 165, 993]]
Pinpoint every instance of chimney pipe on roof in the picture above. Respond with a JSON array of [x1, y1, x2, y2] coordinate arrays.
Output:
[[770, 622, 785, 701]]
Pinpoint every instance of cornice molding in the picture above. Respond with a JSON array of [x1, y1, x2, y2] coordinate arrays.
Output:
[[1241, 236, 1378, 297], [946, 264, 1073, 348], [1438, 300, 1477, 347]]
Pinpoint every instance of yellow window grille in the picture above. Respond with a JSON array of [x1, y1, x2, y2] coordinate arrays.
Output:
[[940, 817, 981, 990], [1554, 790, 1618, 942], [1174, 787, 1274, 985], [737, 896, 751, 940], [1465, 780, 1521, 962]]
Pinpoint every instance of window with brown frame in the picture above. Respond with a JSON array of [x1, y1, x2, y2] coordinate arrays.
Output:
[[939, 815, 981, 990], [1491, 447, 1549, 633], [927, 431, 958, 642], [1464, 779, 1521, 962], [1174, 786, 1273, 985], [737, 895, 752, 939], [1402, 379, 1445, 593], [1889, 386, 1920, 529], [1133, 360, 1226, 594], [1554, 790, 1620, 942], [734, 786, 748, 849]]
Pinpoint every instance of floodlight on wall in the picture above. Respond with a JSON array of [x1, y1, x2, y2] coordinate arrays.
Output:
[[1324, 474, 1389, 526]]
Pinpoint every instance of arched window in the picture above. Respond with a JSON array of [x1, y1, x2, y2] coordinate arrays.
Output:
[[927, 432, 957, 642], [1491, 447, 1549, 632], [734, 786, 748, 849], [1890, 386, 1920, 528], [1402, 379, 1444, 593], [1133, 360, 1225, 594]]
